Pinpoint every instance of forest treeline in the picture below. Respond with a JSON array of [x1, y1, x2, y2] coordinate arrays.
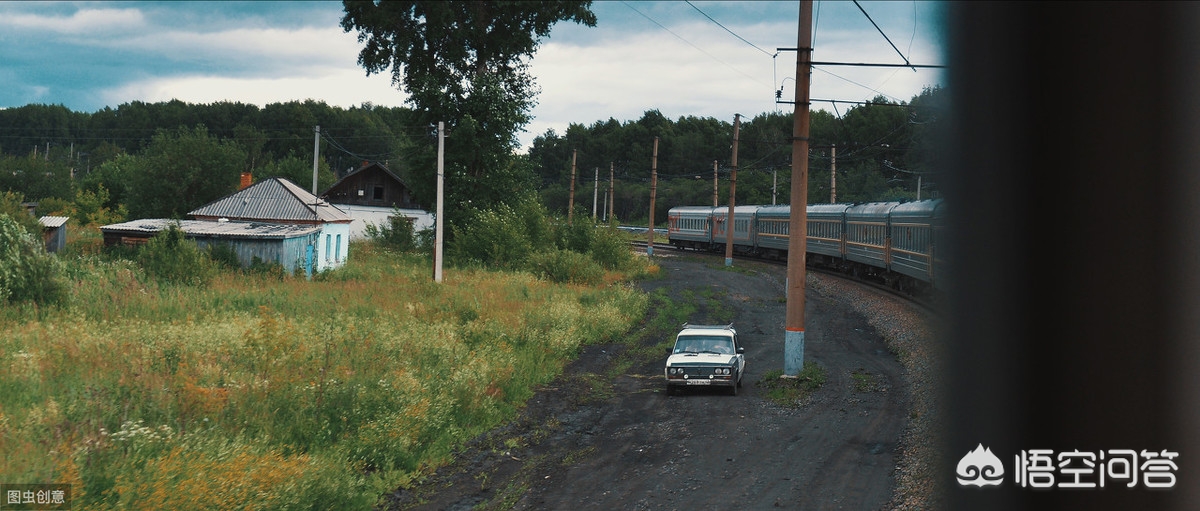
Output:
[[0, 86, 943, 226]]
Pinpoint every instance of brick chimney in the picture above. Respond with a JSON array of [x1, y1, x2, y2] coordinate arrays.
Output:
[[240, 172, 253, 189]]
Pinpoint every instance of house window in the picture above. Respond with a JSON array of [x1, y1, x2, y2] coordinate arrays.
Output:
[[373, 186, 384, 201], [335, 234, 342, 261], [325, 234, 331, 262]]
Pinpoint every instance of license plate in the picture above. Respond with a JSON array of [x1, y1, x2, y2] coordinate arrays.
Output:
[[686, 380, 711, 386]]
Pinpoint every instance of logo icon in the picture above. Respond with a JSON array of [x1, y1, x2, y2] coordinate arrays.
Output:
[[957, 444, 1005, 487]]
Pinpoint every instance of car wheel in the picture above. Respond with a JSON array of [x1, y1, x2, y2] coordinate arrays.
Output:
[[729, 379, 738, 396]]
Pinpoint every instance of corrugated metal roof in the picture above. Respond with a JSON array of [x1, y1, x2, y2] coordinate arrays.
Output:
[[100, 219, 320, 240], [39, 216, 69, 228], [189, 177, 351, 223]]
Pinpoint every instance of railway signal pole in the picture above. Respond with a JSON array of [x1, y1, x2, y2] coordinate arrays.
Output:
[[784, 0, 813, 376]]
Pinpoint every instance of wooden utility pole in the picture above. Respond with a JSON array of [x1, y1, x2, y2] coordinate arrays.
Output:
[[592, 167, 599, 221], [568, 149, 577, 224], [725, 114, 741, 267], [434, 121, 445, 283], [312, 125, 321, 194], [830, 144, 837, 203], [608, 162, 615, 222], [784, 0, 813, 376], [648, 137, 659, 256], [712, 160, 719, 207]]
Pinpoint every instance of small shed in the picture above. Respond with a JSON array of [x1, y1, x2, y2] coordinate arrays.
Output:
[[39, 216, 69, 253]]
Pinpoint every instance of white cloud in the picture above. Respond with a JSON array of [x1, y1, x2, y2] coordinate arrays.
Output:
[[100, 68, 408, 110], [1, 7, 145, 34]]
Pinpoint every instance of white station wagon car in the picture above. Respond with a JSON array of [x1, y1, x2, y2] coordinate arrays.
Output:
[[664, 324, 745, 396]]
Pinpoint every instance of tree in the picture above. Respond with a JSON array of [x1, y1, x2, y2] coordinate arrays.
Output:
[[127, 126, 246, 219], [341, 1, 597, 221]]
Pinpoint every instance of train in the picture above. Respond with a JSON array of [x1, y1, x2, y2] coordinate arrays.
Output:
[[666, 199, 946, 296]]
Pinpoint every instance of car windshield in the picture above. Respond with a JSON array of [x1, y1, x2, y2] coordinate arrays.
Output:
[[674, 335, 734, 354]]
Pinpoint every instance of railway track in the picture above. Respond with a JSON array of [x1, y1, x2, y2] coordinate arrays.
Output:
[[629, 239, 940, 315]]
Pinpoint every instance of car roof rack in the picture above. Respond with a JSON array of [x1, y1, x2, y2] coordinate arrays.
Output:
[[681, 323, 734, 330]]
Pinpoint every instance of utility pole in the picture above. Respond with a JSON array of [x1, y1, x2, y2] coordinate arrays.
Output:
[[312, 125, 321, 194], [725, 114, 741, 267], [609, 162, 615, 222], [648, 137, 659, 256], [434, 122, 445, 283], [592, 167, 599, 221], [568, 149, 577, 225], [773, 168, 778, 205], [830, 144, 837, 203], [713, 160, 719, 207], [784, 0, 813, 376]]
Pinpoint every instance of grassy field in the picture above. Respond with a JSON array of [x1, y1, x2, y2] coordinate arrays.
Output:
[[0, 242, 650, 509]]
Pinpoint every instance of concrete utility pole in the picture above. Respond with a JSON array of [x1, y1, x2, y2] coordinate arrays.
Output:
[[312, 125, 321, 194], [784, 0, 813, 376], [592, 167, 599, 220], [713, 160, 719, 207], [830, 144, 837, 203], [609, 162, 615, 222], [434, 122, 445, 283], [648, 137, 659, 256], [568, 149, 577, 225], [725, 114, 741, 267], [773, 168, 778, 205]]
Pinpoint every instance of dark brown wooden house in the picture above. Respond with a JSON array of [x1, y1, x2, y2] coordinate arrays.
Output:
[[321, 162, 420, 209]]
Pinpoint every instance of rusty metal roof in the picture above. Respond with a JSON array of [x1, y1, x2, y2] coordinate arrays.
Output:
[[100, 219, 320, 240], [189, 177, 351, 224]]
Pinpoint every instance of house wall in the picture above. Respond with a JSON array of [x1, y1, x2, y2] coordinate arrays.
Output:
[[194, 234, 320, 274], [314, 222, 351, 271], [331, 204, 433, 241], [324, 167, 417, 208]]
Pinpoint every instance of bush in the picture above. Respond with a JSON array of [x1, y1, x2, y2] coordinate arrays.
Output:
[[590, 223, 634, 271], [450, 204, 532, 269], [527, 249, 604, 285], [365, 210, 418, 252], [137, 223, 216, 286], [206, 243, 241, 270], [0, 213, 67, 305]]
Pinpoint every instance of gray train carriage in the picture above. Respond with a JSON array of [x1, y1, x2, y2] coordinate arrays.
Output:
[[668, 206, 717, 250], [712, 205, 760, 254], [805, 204, 852, 262], [888, 199, 944, 285], [844, 202, 898, 270], [753, 205, 792, 259]]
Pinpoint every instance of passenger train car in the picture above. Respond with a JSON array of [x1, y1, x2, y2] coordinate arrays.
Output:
[[666, 199, 945, 294]]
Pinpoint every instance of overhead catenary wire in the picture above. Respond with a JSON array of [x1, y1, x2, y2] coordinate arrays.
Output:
[[852, 0, 916, 72], [684, 0, 775, 57]]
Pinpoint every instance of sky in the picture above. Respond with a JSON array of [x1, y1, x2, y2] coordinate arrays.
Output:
[[0, 1, 946, 153]]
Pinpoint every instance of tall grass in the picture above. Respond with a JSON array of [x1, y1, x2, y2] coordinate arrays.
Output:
[[0, 242, 648, 509]]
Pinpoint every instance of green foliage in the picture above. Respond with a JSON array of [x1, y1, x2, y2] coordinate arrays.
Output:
[[364, 210, 418, 253], [526, 249, 603, 285], [450, 203, 533, 269], [757, 363, 827, 407], [0, 191, 43, 237], [257, 153, 337, 193], [0, 213, 67, 305], [127, 126, 246, 219], [137, 223, 216, 286], [341, 1, 596, 218], [206, 243, 241, 270]]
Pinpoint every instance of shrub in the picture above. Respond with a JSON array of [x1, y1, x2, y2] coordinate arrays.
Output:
[[206, 243, 241, 270], [365, 210, 418, 252], [137, 223, 216, 286], [590, 223, 634, 271], [450, 204, 532, 269], [0, 213, 68, 305], [526, 249, 604, 285]]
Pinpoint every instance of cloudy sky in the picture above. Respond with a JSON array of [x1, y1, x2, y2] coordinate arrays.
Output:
[[0, 1, 946, 152]]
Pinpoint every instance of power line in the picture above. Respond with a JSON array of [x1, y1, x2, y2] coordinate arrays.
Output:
[[684, 0, 775, 57], [852, 0, 916, 72], [620, 1, 768, 87]]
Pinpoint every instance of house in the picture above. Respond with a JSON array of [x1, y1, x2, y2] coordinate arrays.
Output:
[[100, 219, 322, 273], [190, 177, 353, 271], [321, 162, 431, 240], [101, 177, 353, 273]]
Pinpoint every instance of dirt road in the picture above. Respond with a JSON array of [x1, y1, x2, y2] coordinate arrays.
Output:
[[385, 254, 921, 510]]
